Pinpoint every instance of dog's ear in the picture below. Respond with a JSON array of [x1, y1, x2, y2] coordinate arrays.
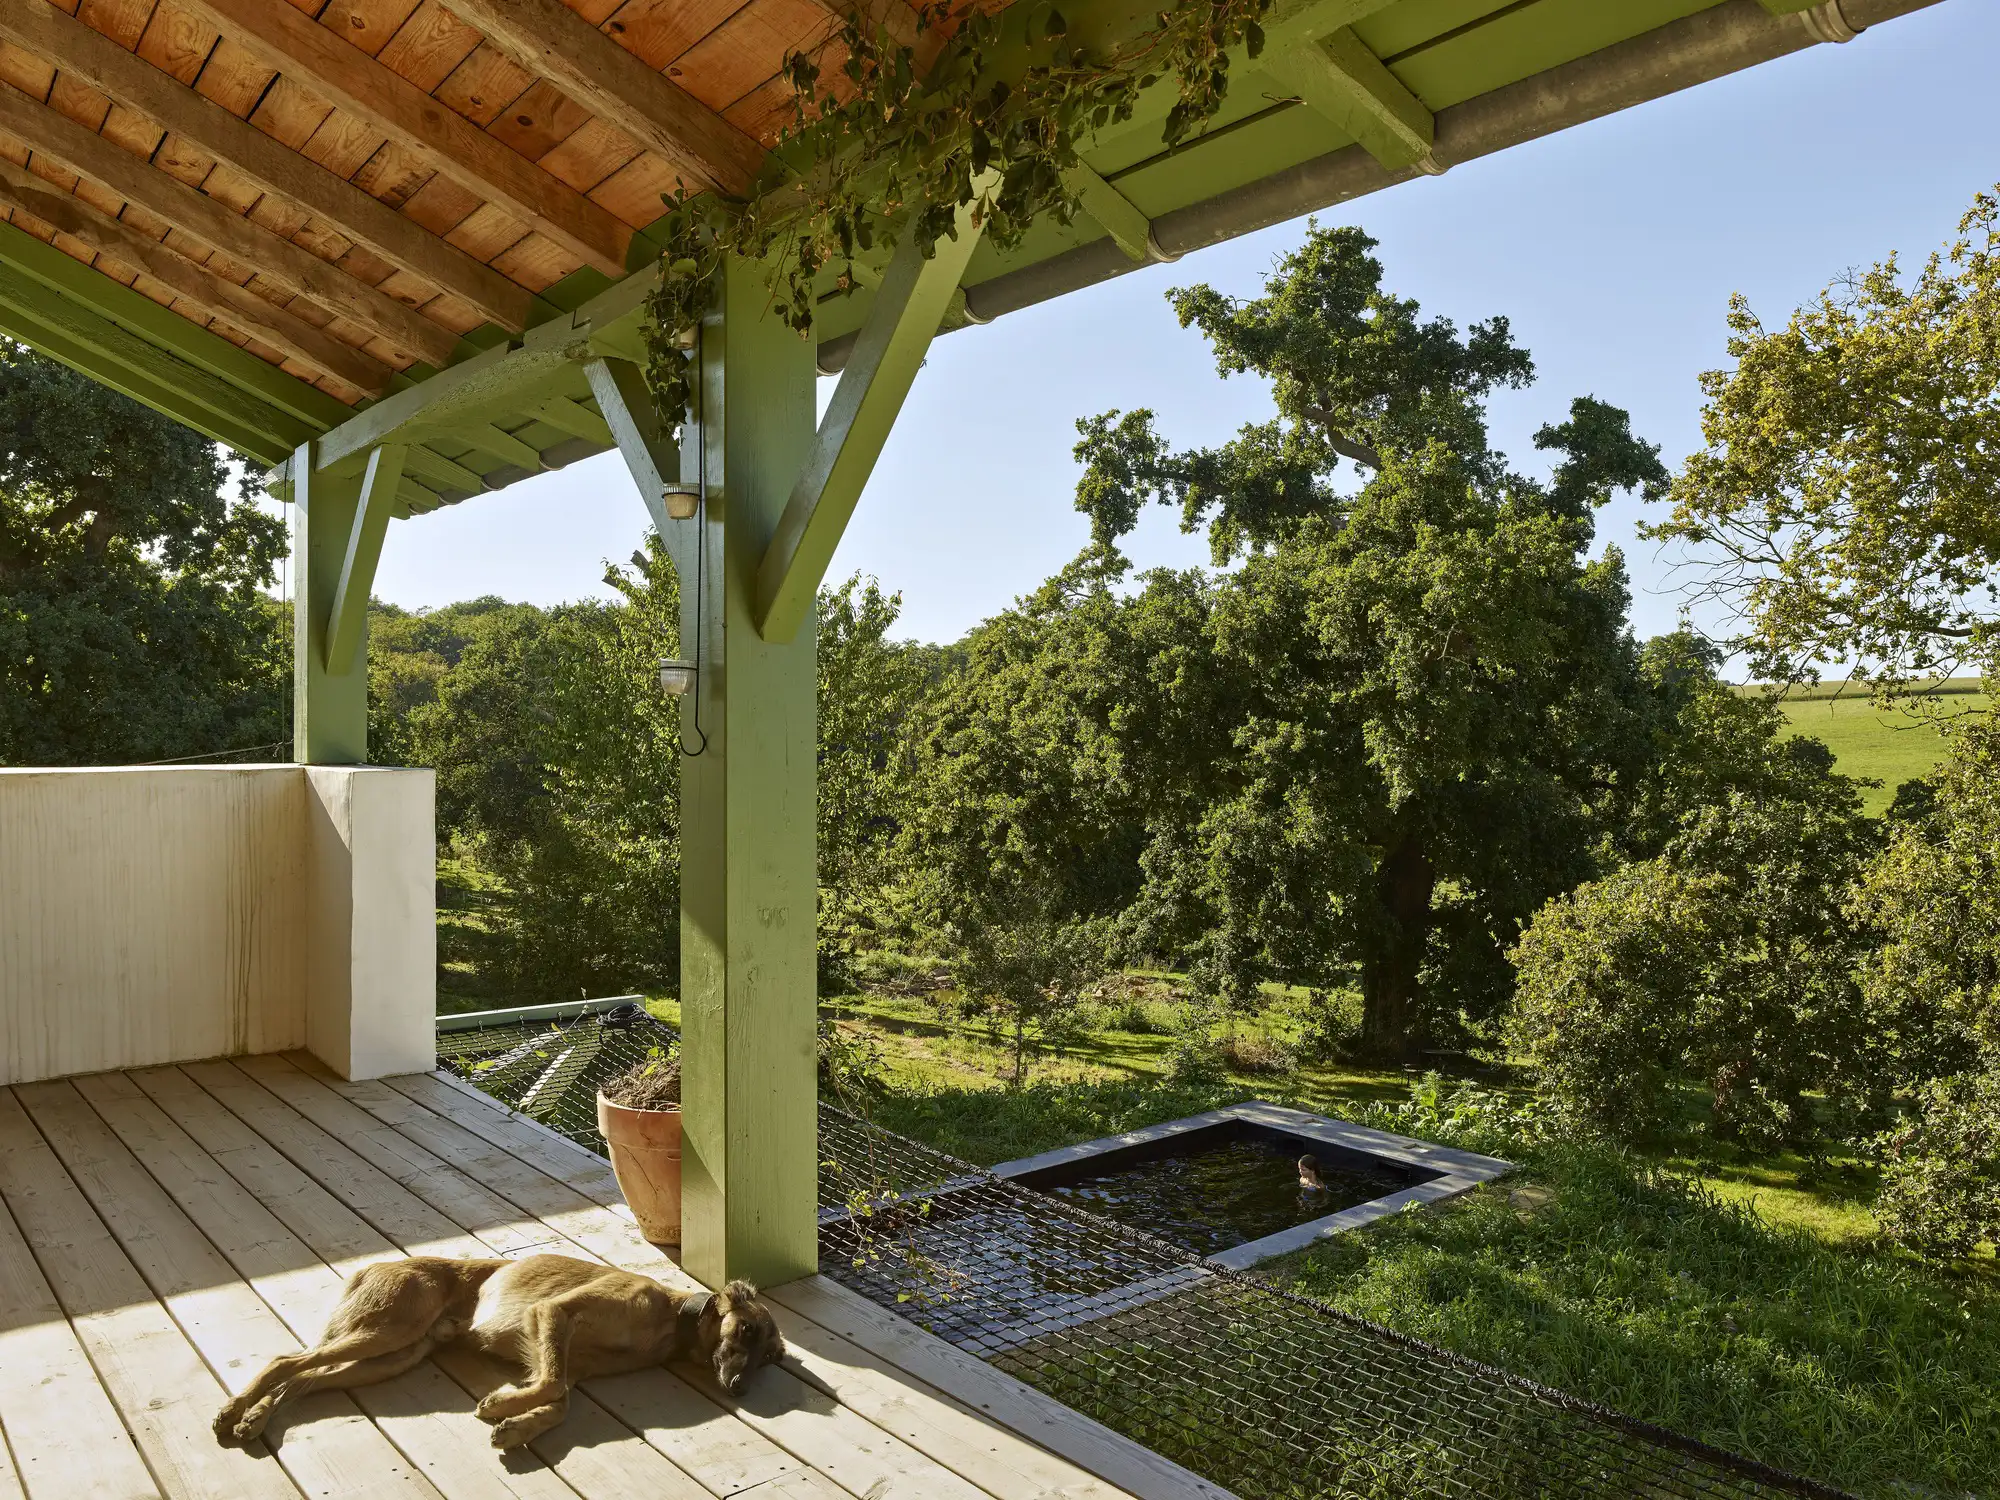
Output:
[[720, 1278, 759, 1311]]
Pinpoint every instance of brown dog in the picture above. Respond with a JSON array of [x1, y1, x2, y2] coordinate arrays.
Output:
[[214, 1254, 785, 1450]]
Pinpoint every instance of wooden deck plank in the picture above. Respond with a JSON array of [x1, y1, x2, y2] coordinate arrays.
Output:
[[0, 1087, 301, 1500], [208, 1064, 556, 1264], [289, 1059, 670, 1277], [315, 1066, 1029, 1500], [15, 1079, 441, 1500], [429, 1348, 712, 1500], [693, 1360, 993, 1500], [762, 1278, 1142, 1500], [388, 1071, 626, 1210], [771, 1277, 1220, 1500], [583, 1368, 805, 1498], [128, 1066, 411, 1279], [0, 1421, 26, 1500], [68, 1071, 579, 1500], [0, 1187, 161, 1499]]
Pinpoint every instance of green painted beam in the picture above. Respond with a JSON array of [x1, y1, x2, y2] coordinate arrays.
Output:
[[1064, 163, 1159, 263], [326, 443, 405, 675], [290, 442, 369, 764], [1264, 25, 1434, 170], [755, 185, 993, 643], [676, 256, 820, 1291], [0, 219, 348, 444]]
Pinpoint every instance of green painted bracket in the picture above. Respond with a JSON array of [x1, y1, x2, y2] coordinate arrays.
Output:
[[585, 355, 699, 586], [1264, 25, 1434, 170], [1064, 163, 1160, 263], [754, 181, 996, 643], [325, 444, 406, 675]]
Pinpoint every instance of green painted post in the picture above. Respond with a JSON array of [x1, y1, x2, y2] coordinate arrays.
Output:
[[291, 441, 370, 764], [677, 256, 820, 1289]]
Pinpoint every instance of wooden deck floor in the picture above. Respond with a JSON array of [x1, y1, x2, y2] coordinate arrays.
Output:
[[0, 1053, 1204, 1500]]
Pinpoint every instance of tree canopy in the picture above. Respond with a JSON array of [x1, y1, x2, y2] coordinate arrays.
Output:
[[1050, 224, 1670, 1056], [0, 347, 286, 765], [1654, 187, 2000, 689]]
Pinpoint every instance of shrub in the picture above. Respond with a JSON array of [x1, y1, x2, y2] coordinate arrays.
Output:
[[1219, 1029, 1296, 1075], [1511, 787, 1878, 1146], [1875, 1068, 2000, 1257]]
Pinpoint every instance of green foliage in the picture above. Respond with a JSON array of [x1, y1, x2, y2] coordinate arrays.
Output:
[[0, 347, 286, 765], [1855, 715, 2000, 1071], [946, 898, 1111, 1087], [1852, 718, 2000, 1254], [1875, 1068, 2000, 1259], [1514, 793, 1877, 1148], [1654, 185, 2000, 687], [643, 0, 1272, 426], [383, 547, 683, 1002], [816, 577, 937, 990], [1069, 225, 1666, 1057]]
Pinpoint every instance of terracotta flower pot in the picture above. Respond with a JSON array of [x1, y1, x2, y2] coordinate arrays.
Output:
[[597, 1092, 682, 1245]]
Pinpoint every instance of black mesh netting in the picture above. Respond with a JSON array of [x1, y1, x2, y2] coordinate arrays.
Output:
[[441, 1005, 1858, 1500]]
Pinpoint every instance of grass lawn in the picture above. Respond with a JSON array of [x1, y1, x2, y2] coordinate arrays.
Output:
[[1754, 678, 1989, 815]]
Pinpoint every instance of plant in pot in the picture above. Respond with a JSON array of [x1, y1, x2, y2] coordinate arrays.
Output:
[[597, 1050, 682, 1245]]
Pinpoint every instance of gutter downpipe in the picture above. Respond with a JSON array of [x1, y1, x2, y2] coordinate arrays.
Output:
[[815, 0, 1938, 374]]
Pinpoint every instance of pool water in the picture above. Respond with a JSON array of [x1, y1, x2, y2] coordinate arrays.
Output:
[[1044, 1134, 1409, 1258]]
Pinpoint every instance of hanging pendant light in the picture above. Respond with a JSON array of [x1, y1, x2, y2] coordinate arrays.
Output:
[[657, 658, 697, 697], [662, 483, 700, 520]]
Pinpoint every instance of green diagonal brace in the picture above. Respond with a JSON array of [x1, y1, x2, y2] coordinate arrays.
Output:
[[753, 184, 995, 643], [584, 356, 698, 584], [326, 444, 406, 674]]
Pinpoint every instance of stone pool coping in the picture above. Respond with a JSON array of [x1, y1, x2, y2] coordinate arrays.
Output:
[[989, 1101, 1514, 1271]]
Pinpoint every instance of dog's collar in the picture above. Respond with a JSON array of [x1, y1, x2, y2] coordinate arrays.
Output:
[[678, 1291, 713, 1352]]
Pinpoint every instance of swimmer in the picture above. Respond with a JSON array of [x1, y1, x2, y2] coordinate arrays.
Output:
[[1298, 1153, 1328, 1193]]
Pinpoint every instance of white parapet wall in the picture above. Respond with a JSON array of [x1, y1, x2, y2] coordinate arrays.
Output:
[[0, 765, 435, 1086]]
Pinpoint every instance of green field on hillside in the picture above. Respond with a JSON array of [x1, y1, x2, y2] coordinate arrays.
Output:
[[1750, 680, 1989, 815]]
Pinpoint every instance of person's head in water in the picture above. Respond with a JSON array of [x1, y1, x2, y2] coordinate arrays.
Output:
[[1297, 1153, 1327, 1192]]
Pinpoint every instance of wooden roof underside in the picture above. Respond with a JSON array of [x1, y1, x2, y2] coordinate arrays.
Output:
[[0, 0, 1945, 506]]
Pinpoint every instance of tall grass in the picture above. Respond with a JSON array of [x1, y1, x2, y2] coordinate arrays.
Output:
[[1274, 1144, 1997, 1498]]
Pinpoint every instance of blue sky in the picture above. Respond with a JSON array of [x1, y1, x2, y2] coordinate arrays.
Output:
[[371, 3, 2000, 648]]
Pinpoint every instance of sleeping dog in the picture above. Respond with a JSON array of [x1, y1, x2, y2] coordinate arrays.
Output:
[[214, 1254, 785, 1450]]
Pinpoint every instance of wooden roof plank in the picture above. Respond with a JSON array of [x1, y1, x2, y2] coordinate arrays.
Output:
[[178, 0, 634, 276], [0, 0, 537, 331], [0, 150, 396, 394], [0, 76, 462, 365], [434, 0, 765, 197]]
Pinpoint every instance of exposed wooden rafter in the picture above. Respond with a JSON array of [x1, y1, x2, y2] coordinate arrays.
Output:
[[0, 81, 459, 367], [0, 154, 394, 396], [435, 0, 765, 198], [176, 0, 633, 278], [0, 2, 535, 334]]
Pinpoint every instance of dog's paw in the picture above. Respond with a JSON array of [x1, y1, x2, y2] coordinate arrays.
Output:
[[489, 1414, 541, 1450], [473, 1387, 520, 1423], [214, 1400, 267, 1445]]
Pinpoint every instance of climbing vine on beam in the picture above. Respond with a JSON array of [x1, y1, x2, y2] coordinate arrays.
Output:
[[642, 0, 1271, 425]]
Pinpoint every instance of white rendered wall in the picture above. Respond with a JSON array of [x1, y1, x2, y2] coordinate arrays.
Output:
[[0, 765, 434, 1086], [305, 766, 437, 1080]]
